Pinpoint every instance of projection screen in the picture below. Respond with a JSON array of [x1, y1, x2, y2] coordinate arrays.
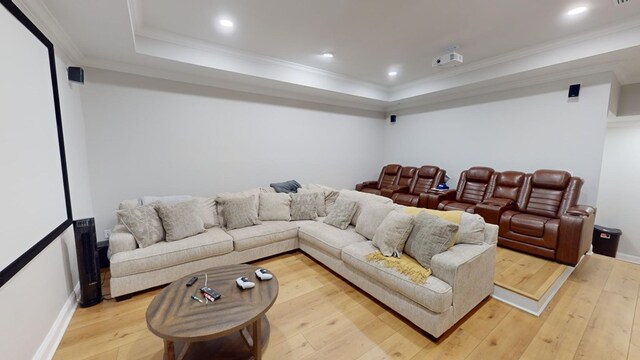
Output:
[[0, 0, 72, 287]]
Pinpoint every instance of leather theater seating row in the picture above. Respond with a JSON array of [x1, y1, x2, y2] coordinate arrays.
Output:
[[356, 165, 596, 266]]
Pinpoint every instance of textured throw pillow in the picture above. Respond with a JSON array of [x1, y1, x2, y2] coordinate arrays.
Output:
[[296, 189, 327, 217], [194, 197, 219, 228], [116, 204, 165, 248], [154, 200, 205, 241], [270, 180, 301, 193], [404, 212, 458, 268], [372, 211, 414, 257], [290, 193, 319, 220], [355, 203, 396, 240], [222, 195, 262, 230], [140, 195, 192, 205], [323, 198, 358, 230], [216, 189, 261, 227], [259, 193, 291, 221], [457, 213, 486, 245]]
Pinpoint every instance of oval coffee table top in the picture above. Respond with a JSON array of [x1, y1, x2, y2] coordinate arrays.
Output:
[[146, 264, 278, 343]]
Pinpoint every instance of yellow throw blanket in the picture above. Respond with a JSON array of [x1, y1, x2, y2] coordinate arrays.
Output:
[[366, 251, 432, 285]]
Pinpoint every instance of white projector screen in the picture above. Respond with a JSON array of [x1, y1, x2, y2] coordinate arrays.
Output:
[[0, 0, 72, 287]]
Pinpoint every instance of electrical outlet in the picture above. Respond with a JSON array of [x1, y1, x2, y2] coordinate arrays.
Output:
[[104, 229, 111, 240]]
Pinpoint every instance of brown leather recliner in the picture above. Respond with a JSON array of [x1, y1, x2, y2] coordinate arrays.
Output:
[[392, 166, 446, 207], [498, 169, 596, 266], [435, 167, 496, 213], [475, 171, 526, 224], [380, 166, 417, 198], [355, 164, 402, 196]]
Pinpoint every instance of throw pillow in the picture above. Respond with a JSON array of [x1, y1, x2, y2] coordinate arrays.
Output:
[[372, 211, 414, 258], [116, 204, 165, 248], [323, 198, 358, 230], [259, 193, 291, 221], [221, 195, 262, 230], [355, 203, 396, 240], [290, 192, 319, 220], [194, 197, 219, 228], [216, 188, 261, 227], [296, 189, 327, 217], [404, 212, 458, 268], [154, 200, 205, 241], [140, 195, 192, 205], [270, 180, 301, 193], [457, 212, 486, 245]]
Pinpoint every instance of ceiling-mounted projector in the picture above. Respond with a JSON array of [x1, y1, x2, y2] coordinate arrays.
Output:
[[432, 52, 463, 67]]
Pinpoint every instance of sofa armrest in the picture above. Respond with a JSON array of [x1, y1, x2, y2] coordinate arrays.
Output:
[[381, 185, 409, 198], [355, 180, 378, 191], [423, 189, 456, 209], [556, 205, 596, 266], [475, 198, 516, 225], [109, 224, 137, 257], [431, 243, 497, 321]]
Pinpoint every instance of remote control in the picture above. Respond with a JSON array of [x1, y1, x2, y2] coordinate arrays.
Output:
[[255, 268, 273, 281], [186, 276, 198, 287], [200, 287, 221, 301], [236, 276, 255, 289]]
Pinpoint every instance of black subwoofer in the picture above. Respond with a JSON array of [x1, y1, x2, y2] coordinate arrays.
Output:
[[74, 218, 102, 307]]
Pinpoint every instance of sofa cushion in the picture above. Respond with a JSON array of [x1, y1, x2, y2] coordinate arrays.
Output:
[[296, 188, 327, 216], [154, 200, 205, 241], [299, 221, 367, 259], [109, 227, 233, 277], [404, 212, 458, 269], [342, 241, 452, 314], [221, 195, 261, 230], [355, 203, 396, 240], [194, 197, 219, 228], [117, 204, 165, 248], [290, 192, 319, 220], [258, 193, 291, 221], [227, 221, 299, 251], [510, 213, 548, 237], [372, 211, 414, 257], [323, 198, 358, 230], [338, 190, 393, 226], [216, 188, 261, 227]]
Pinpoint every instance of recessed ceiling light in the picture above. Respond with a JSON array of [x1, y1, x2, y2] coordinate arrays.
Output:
[[567, 6, 588, 16], [388, 71, 398, 76], [219, 19, 234, 27], [322, 52, 334, 58]]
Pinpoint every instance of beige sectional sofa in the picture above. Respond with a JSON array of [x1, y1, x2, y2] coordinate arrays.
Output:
[[108, 186, 497, 338]]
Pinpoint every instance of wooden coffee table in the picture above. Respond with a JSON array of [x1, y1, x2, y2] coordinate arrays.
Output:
[[146, 264, 278, 360]]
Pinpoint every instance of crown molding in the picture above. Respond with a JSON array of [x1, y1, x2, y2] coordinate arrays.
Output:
[[14, 0, 84, 64]]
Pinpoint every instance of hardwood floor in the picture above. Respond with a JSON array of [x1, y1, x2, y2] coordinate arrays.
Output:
[[54, 251, 640, 360]]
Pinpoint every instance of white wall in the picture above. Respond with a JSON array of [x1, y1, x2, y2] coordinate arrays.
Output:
[[383, 73, 614, 205], [597, 120, 640, 261], [0, 56, 93, 359], [81, 69, 386, 237], [617, 83, 640, 117]]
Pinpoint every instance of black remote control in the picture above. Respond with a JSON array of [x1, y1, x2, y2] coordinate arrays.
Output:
[[186, 276, 198, 287]]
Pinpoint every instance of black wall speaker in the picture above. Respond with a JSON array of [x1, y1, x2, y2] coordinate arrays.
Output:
[[390, 114, 397, 123], [73, 218, 102, 307], [568, 84, 580, 98], [68, 66, 84, 84]]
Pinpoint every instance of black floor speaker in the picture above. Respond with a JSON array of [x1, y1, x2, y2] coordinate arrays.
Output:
[[73, 218, 103, 307]]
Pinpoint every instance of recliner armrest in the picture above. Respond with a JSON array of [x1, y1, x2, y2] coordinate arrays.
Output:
[[566, 205, 595, 217], [475, 198, 517, 224], [355, 180, 378, 191], [381, 184, 409, 198], [422, 189, 456, 209]]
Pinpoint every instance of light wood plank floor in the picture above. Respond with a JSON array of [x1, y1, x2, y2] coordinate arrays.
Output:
[[494, 247, 568, 300], [54, 251, 640, 360]]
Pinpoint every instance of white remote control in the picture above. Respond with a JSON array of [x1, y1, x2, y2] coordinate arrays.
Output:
[[255, 268, 273, 281], [236, 276, 255, 289]]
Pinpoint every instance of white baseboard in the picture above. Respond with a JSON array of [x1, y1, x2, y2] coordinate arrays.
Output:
[[615, 252, 640, 264], [33, 283, 79, 360]]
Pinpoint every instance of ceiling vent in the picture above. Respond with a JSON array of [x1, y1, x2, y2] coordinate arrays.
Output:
[[614, 0, 630, 5]]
